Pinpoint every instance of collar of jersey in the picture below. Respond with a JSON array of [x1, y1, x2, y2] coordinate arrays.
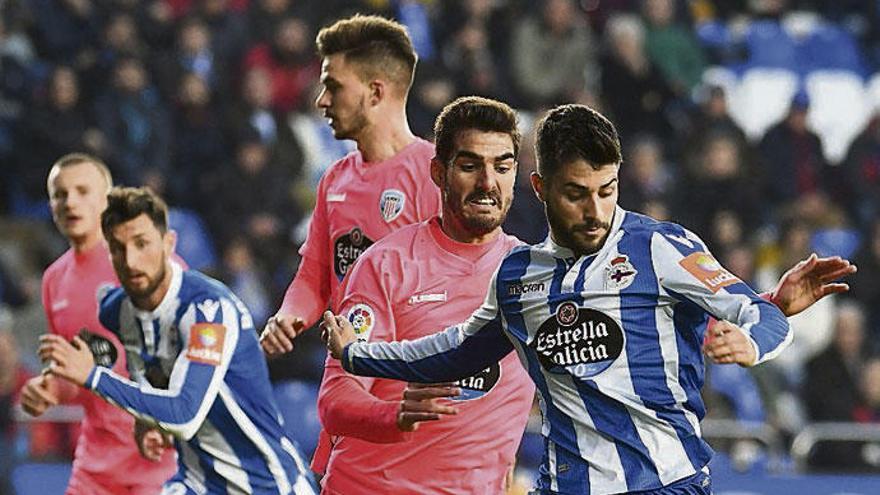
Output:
[[541, 205, 626, 262], [132, 260, 184, 320]]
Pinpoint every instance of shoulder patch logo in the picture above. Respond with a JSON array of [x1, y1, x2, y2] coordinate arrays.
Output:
[[679, 252, 740, 293], [379, 189, 406, 222], [197, 299, 220, 322], [605, 255, 638, 290], [347, 304, 375, 341], [186, 323, 226, 366]]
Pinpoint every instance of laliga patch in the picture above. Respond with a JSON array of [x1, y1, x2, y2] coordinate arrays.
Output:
[[186, 323, 226, 366], [605, 255, 637, 290], [452, 363, 501, 401], [347, 304, 375, 341], [379, 189, 406, 223], [334, 227, 374, 280], [531, 303, 624, 377], [679, 252, 739, 293]]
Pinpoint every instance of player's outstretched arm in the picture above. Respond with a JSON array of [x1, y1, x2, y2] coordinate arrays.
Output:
[[322, 310, 513, 383], [769, 253, 856, 317]]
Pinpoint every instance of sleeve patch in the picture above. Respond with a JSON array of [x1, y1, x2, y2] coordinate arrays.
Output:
[[679, 252, 739, 293], [347, 304, 375, 341], [186, 323, 226, 365]]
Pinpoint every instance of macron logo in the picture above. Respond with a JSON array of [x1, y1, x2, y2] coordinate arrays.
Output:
[[508, 282, 546, 296], [197, 299, 220, 322]]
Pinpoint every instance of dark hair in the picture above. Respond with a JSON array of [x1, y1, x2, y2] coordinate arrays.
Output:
[[316, 15, 417, 94], [433, 96, 521, 164], [101, 186, 169, 238], [535, 104, 622, 179]]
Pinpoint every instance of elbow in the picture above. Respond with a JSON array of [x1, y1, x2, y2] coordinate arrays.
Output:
[[316, 393, 344, 436]]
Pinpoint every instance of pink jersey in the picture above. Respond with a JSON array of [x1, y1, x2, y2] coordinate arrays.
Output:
[[319, 218, 535, 495], [42, 242, 176, 491], [279, 138, 441, 326]]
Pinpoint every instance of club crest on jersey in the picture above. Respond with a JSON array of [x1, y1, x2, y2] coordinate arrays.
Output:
[[379, 189, 406, 222], [605, 255, 637, 290], [334, 227, 375, 280], [533, 304, 624, 377], [186, 323, 226, 366], [452, 363, 501, 401], [679, 252, 739, 293], [347, 304, 375, 341]]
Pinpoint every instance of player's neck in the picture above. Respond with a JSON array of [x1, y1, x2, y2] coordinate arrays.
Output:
[[356, 111, 416, 163], [70, 231, 103, 255]]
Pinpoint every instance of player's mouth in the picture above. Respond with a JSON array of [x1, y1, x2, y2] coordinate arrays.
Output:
[[466, 194, 500, 211]]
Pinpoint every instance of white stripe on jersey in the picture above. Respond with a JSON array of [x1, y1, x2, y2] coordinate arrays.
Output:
[[198, 420, 252, 494], [180, 441, 208, 495], [218, 384, 291, 494]]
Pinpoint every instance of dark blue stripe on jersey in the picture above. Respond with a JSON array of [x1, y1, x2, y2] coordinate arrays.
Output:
[[575, 379, 659, 489], [188, 435, 228, 495], [655, 223, 707, 257], [98, 288, 124, 335], [618, 217, 710, 476], [496, 247, 533, 342], [723, 284, 790, 360], [207, 396, 285, 494], [547, 258, 569, 313], [571, 255, 595, 303], [502, 250, 589, 493], [669, 294, 709, 420], [350, 314, 513, 383]]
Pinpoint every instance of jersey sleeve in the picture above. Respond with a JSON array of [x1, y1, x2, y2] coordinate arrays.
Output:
[[415, 179, 442, 221], [341, 269, 514, 381], [277, 173, 333, 326], [652, 228, 792, 365], [85, 295, 241, 439], [317, 250, 409, 442]]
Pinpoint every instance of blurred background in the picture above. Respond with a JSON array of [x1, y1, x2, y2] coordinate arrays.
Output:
[[2, 0, 880, 493]]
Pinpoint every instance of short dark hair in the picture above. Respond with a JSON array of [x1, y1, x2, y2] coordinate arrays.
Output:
[[433, 96, 521, 165], [535, 104, 622, 179], [316, 15, 417, 94], [101, 186, 169, 238]]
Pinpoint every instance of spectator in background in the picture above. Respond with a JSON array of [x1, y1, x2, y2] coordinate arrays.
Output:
[[617, 134, 674, 214], [502, 112, 548, 244], [408, 62, 456, 138], [154, 16, 231, 103], [219, 238, 272, 327], [841, 113, 880, 230], [0, 14, 35, 195], [168, 72, 228, 209], [16, 67, 103, 209], [758, 94, 828, 207], [854, 357, 880, 423], [244, 16, 320, 114], [198, 0, 250, 66], [93, 56, 171, 186], [642, 0, 706, 97], [510, 0, 595, 107], [601, 13, 676, 141], [683, 84, 750, 172], [225, 66, 305, 176], [850, 219, 880, 347], [90, 12, 146, 94], [23, 0, 101, 65]]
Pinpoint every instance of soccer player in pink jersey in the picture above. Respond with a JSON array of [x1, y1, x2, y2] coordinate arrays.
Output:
[[318, 97, 534, 494], [259, 15, 440, 356], [19, 154, 176, 495]]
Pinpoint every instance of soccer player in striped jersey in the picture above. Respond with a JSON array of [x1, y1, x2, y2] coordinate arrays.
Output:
[[41, 187, 316, 495], [322, 105, 853, 494]]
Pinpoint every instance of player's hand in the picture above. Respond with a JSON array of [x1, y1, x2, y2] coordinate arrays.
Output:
[[397, 383, 460, 432], [20, 374, 59, 417], [260, 314, 305, 356], [320, 311, 356, 360], [702, 321, 757, 367], [38, 334, 95, 387], [770, 253, 856, 317], [135, 420, 173, 462]]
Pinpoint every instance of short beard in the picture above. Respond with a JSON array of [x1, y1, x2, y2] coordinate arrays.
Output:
[[125, 261, 167, 301], [444, 184, 512, 237]]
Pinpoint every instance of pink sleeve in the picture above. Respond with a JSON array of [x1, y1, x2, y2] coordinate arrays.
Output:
[[40, 272, 81, 404], [416, 180, 442, 221], [277, 176, 332, 327], [316, 252, 410, 443]]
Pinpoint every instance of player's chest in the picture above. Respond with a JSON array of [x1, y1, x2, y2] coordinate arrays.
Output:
[[118, 315, 182, 385]]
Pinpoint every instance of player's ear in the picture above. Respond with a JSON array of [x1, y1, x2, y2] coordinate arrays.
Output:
[[530, 172, 546, 201], [430, 157, 445, 189], [368, 79, 384, 106]]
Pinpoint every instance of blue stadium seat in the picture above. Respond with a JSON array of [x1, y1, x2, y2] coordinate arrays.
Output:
[[707, 363, 766, 423], [798, 24, 865, 75], [272, 380, 321, 458], [745, 20, 797, 70], [12, 463, 71, 495], [811, 228, 862, 259], [168, 208, 218, 272]]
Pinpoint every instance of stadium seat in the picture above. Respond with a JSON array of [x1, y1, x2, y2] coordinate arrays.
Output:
[[811, 228, 862, 259], [272, 380, 321, 457], [745, 20, 798, 70], [727, 68, 799, 141], [707, 363, 766, 422], [805, 70, 871, 164], [168, 208, 218, 272], [12, 463, 71, 495], [798, 24, 865, 75]]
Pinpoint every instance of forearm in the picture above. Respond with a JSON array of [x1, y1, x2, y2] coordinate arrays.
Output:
[[278, 255, 331, 328], [318, 376, 408, 443]]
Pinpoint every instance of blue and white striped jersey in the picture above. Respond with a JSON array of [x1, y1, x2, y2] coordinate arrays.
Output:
[[342, 207, 792, 495], [88, 262, 316, 495]]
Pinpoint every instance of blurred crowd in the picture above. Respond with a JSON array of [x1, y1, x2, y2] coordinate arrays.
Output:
[[2, 0, 880, 479]]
